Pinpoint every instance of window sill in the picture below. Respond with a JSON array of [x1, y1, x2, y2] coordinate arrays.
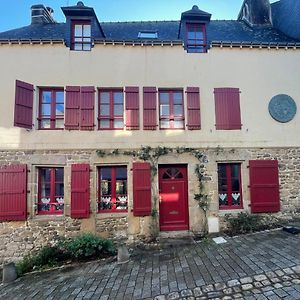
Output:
[[218, 208, 246, 216], [30, 214, 65, 222], [97, 212, 128, 219]]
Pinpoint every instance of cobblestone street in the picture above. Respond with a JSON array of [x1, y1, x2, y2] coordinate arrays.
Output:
[[0, 230, 299, 300]]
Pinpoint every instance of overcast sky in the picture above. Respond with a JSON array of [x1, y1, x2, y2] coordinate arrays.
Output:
[[0, 0, 277, 32]]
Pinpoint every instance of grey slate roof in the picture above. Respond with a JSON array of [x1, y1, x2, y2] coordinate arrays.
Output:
[[0, 19, 298, 44]]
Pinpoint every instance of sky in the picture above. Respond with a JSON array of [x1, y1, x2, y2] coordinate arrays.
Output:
[[0, 0, 277, 32]]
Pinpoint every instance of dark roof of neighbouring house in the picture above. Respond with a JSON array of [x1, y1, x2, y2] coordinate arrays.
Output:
[[0, 19, 298, 44]]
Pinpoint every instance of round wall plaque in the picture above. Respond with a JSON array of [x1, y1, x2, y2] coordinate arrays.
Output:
[[268, 94, 297, 123]]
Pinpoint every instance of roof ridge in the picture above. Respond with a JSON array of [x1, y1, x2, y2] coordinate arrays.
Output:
[[101, 20, 180, 24]]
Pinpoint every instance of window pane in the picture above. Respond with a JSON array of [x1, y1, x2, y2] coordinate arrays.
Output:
[[55, 183, 64, 196], [75, 24, 82, 36], [74, 43, 82, 51], [160, 105, 170, 116], [114, 120, 124, 128], [42, 91, 51, 104], [113, 92, 123, 104], [231, 164, 239, 177], [83, 37, 91, 43], [41, 119, 50, 128], [75, 37, 83, 42], [160, 92, 169, 104], [56, 104, 64, 115], [188, 31, 194, 39], [218, 164, 226, 178], [116, 167, 127, 180], [42, 104, 51, 116], [173, 120, 184, 129], [83, 44, 91, 51], [232, 193, 241, 206], [55, 168, 64, 182], [160, 120, 170, 128], [101, 168, 112, 180], [232, 178, 240, 191], [195, 31, 204, 39], [100, 104, 110, 116], [219, 193, 228, 206], [55, 119, 64, 129], [100, 120, 110, 128], [56, 91, 64, 103], [114, 104, 123, 116], [174, 105, 183, 116], [173, 92, 183, 104], [100, 92, 110, 103], [83, 25, 91, 37], [101, 181, 111, 196]]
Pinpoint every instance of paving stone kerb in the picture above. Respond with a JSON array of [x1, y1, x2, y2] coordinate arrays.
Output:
[[0, 230, 299, 300]]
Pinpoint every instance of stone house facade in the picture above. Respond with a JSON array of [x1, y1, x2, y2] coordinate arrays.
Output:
[[0, 0, 299, 263]]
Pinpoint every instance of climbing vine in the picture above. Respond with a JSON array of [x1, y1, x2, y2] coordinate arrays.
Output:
[[96, 146, 210, 237]]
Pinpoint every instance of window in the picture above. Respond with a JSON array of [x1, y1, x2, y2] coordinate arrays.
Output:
[[159, 90, 184, 129], [38, 168, 64, 214], [98, 166, 127, 212], [186, 23, 206, 53], [98, 90, 124, 129], [39, 89, 64, 129], [71, 21, 91, 51], [138, 31, 158, 39], [218, 163, 242, 209]]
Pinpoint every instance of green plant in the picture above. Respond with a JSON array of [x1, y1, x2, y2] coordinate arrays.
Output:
[[225, 212, 263, 235], [62, 233, 116, 259], [16, 245, 67, 276], [15, 234, 116, 276]]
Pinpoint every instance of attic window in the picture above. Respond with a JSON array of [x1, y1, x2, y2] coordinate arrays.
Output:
[[186, 23, 206, 53], [138, 31, 158, 39], [71, 20, 91, 51]]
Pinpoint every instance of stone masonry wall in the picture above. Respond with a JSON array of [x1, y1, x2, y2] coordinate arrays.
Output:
[[0, 147, 299, 263]]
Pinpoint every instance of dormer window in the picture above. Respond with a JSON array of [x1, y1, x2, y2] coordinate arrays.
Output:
[[138, 31, 158, 39], [186, 23, 206, 53], [71, 21, 91, 51]]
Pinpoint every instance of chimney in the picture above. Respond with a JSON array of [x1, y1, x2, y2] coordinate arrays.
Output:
[[31, 4, 56, 24], [238, 0, 272, 27]]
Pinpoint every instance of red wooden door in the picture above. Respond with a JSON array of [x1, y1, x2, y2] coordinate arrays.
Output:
[[159, 165, 189, 231]]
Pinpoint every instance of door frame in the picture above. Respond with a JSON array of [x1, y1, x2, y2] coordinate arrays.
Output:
[[158, 164, 189, 231]]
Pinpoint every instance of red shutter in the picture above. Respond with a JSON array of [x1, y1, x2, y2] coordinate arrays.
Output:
[[80, 86, 95, 130], [214, 88, 241, 130], [186, 87, 201, 130], [125, 87, 139, 130], [0, 165, 27, 221], [14, 80, 34, 129], [65, 86, 80, 130], [249, 160, 280, 213], [133, 162, 151, 216], [71, 164, 90, 218], [143, 87, 157, 130]]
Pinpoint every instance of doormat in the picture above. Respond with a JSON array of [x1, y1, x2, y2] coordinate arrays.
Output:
[[283, 226, 300, 235]]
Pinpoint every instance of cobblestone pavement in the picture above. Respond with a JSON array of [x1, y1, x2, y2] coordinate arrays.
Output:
[[0, 230, 299, 300]]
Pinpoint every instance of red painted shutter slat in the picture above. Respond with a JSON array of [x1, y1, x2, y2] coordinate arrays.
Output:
[[125, 87, 139, 130], [65, 86, 80, 130], [80, 86, 95, 131], [133, 162, 151, 216], [71, 164, 90, 218], [214, 88, 241, 130], [0, 165, 27, 221], [143, 87, 157, 130], [249, 160, 280, 213], [186, 87, 201, 130], [14, 80, 34, 129]]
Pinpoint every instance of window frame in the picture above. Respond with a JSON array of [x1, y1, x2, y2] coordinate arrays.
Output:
[[71, 20, 92, 51], [98, 88, 124, 130], [38, 88, 64, 130], [98, 166, 128, 213], [138, 31, 158, 39], [186, 23, 207, 53], [218, 163, 243, 210], [159, 89, 185, 130], [37, 167, 64, 215]]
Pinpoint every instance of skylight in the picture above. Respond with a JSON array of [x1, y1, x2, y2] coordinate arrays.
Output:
[[138, 31, 158, 39]]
